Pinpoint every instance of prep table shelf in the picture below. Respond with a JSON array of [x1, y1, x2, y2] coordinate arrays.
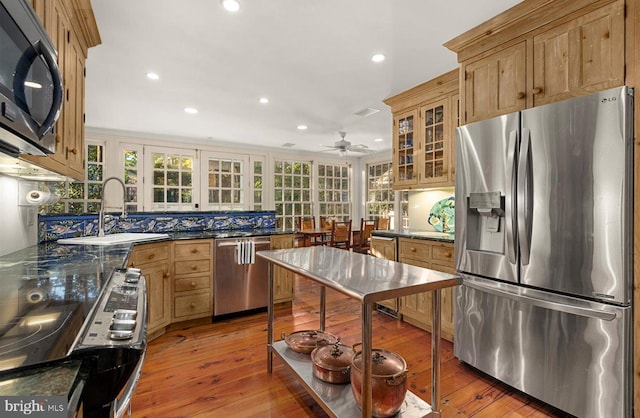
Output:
[[258, 246, 460, 418], [270, 340, 432, 417]]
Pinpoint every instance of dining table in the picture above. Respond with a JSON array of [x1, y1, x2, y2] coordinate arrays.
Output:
[[297, 227, 332, 247]]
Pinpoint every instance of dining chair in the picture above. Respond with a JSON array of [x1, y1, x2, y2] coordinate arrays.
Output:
[[329, 220, 352, 250], [377, 217, 390, 230], [353, 218, 376, 254], [296, 216, 316, 246]]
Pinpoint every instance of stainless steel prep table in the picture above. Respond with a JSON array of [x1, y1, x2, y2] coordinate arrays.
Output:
[[257, 246, 460, 418]]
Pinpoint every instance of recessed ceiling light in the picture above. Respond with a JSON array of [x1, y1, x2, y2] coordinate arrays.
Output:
[[374, 138, 384, 142], [297, 125, 308, 130], [371, 54, 386, 63], [259, 97, 269, 104], [221, 0, 240, 12], [184, 107, 198, 114], [146, 72, 159, 80]]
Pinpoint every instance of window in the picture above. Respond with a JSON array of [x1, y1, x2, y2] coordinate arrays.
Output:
[[251, 157, 265, 210], [365, 161, 393, 220], [42, 141, 105, 214], [144, 146, 197, 211], [273, 159, 312, 229], [317, 163, 351, 221], [200, 152, 247, 210], [122, 144, 143, 213]]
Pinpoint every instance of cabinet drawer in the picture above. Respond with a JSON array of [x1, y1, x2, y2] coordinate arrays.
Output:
[[399, 257, 430, 269], [399, 238, 431, 262], [174, 259, 210, 275], [431, 244, 454, 266], [174, 240, 212, 259], [174, 292, 211, 318], [130, 243, 169, 266], [175, 275, 210, 293]]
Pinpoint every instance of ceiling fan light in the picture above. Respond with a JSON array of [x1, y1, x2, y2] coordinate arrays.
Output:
[[339, 149, 347, 157]]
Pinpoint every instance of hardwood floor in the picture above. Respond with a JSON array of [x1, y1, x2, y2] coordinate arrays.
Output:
[[130, 276, 570, 417]]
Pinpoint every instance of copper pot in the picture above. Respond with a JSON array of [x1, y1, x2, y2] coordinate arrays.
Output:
[[350, 343, 408, 418], [281, 330, 338, 354], [311, 340, 354, 384]]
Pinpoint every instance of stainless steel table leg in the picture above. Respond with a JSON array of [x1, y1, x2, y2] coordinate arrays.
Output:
[[267, 263, 274, 373], [362, 303, 373, 418], [431, 288, 442, 417], [319, 286, 326, 331]]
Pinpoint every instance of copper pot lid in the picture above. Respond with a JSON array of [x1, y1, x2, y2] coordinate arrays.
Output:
[[352, 345, 407, 376], [283, 330, 338, 350], [311, 341, 354, 370]]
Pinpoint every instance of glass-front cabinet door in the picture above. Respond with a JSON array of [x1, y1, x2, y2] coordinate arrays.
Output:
[[393, 110, 418, 188], [420, 99, 449, 185]]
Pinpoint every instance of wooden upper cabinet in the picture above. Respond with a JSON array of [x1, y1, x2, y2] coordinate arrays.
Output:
[[463, 42, 527, 123], [392, 110, 418, 188], [445, 0, 625, 124], [385, 69, 458, 190], [23, 0, 100, 180], [531, 1, 624, 106]]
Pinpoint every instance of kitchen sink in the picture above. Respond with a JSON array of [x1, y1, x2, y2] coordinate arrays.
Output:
[[57, 233, 169, 245]]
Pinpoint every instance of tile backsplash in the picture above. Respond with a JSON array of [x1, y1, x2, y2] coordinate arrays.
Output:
[[407, 188, 455, 231], [39, 211, 277, 243]]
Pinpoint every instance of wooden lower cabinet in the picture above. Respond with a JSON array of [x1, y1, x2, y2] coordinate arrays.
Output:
[[172, 239, 213, 321], [370, 236, 398, 312], [271, 234, 295, 304], [397, 238, 455, 342], [128, 242, 172, 337]]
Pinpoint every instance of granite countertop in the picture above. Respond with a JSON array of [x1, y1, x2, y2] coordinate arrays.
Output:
[[372, 228, 454, 243], [0, 228, 294, 398]]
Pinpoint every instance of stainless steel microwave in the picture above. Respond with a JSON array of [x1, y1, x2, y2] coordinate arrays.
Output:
[[0, 0, 62, 157]]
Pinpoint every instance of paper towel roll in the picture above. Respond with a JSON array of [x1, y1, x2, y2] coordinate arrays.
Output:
[[25, 190, 59, 205]]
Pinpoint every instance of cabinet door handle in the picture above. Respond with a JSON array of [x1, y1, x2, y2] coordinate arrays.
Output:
[[163, 271, 169, 279], [70, 148, 77, 155], [148, 254, 155, 260], [410, 247, 417, 252], [190, 265, 197, 270], [190, 303, 196, 309], [190, 281, 197, 287], [273, 245, 280, 249], [191, 248, 198, 253], [532, 87, 543, 95], [516, 92, 526, 99]]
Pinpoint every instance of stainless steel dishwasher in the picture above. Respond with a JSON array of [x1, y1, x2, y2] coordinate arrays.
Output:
[[214, 236, 271, 316]]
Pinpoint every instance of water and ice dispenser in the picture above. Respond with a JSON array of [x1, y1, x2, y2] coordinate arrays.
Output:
[[465, 191, 505, 254]]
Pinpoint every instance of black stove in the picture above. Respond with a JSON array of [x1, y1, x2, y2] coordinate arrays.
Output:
[[0, 267, 147, 417]]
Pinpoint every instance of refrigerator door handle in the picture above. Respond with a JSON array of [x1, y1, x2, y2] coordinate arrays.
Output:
[[517, 128, 532, 265], [463, 280, 617, 321], [505, 129, 518, 264]]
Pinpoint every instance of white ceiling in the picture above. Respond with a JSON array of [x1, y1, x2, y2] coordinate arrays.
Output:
[[85, 0, 521, 156]]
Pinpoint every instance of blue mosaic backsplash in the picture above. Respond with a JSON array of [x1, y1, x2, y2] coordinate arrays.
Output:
[[39, 211, 277, 243]]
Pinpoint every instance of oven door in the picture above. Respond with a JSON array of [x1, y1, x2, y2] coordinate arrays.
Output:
[[0, 0, 62, 156]]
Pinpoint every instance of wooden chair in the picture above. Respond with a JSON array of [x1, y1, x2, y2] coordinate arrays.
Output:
[[353, 218, 376, 254], [296, 216, 316, 246], [329, 220, 352, 250], [377, 217, 390, 230]]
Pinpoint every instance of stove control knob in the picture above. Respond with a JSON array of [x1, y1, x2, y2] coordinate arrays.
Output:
[[110, 330, 134, 340]]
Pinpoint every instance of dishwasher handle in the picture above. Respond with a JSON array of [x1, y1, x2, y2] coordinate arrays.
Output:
[[216, 238, 271, 248]]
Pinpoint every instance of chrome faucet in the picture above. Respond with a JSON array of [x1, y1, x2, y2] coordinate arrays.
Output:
[[98, 177, 126, 237]]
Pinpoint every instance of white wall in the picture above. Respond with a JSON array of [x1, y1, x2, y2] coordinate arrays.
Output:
[[0, 175, 38, 256], [407, 188, 455, 230]]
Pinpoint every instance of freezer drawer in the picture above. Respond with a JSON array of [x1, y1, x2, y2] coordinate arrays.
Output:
[[455, 276, 631, 418]]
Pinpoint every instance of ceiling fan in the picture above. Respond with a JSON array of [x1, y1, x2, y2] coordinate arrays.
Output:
[[322, 131, 372, 155]]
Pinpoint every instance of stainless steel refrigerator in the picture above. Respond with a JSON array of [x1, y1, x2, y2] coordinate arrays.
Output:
[[454, 86, 633, 418]]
